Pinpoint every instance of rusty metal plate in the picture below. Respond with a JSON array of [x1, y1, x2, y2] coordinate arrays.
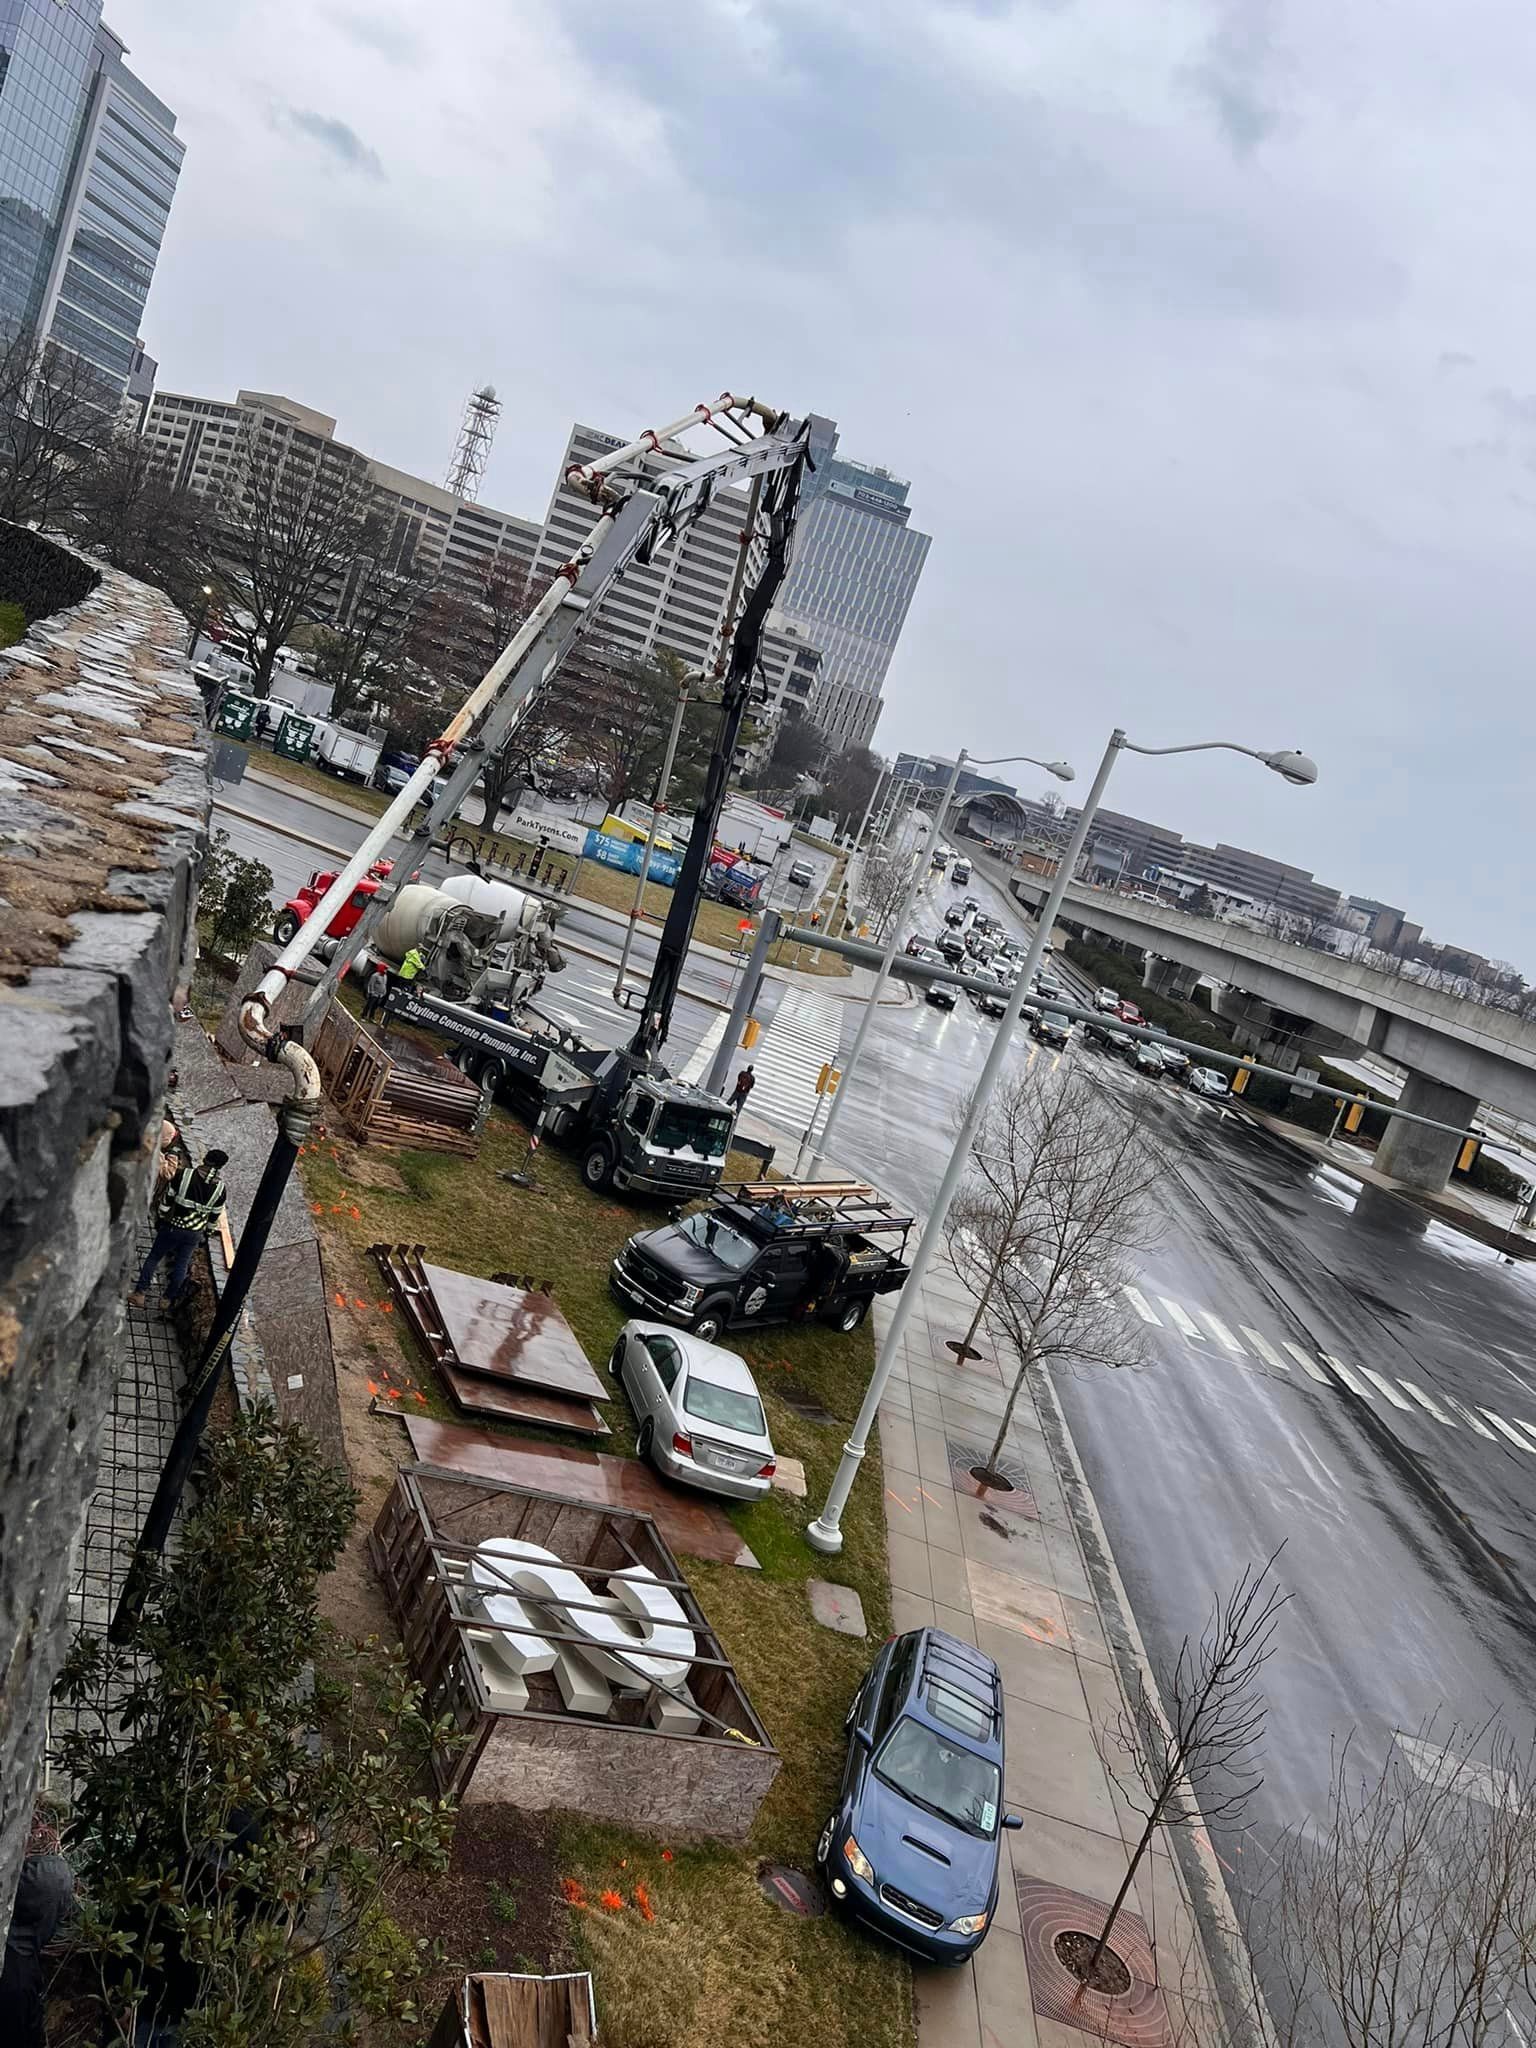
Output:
[[421, 1262, 608, 1404]]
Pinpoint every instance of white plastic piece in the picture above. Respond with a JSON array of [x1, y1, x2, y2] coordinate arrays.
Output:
[[554, 1648, 614, 1716], [468, 1539, 558, 1674], [648, 1685, 703, 1736]]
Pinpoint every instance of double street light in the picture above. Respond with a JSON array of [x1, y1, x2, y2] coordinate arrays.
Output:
[[805, 725, 1318, 1556], [812, 747, 1076, 1168]]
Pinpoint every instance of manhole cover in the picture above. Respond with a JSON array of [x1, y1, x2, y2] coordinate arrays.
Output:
[[946, 1438, 1038, 1518], [757, 1863, 825, 1916], [778, 1381, 838, 1425]]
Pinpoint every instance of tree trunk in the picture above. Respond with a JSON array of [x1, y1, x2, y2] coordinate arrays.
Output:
[[959, 1243, 1007, 1357], [1078, 1799, 1165, 1994], [984, 1325, 1041, 1474]]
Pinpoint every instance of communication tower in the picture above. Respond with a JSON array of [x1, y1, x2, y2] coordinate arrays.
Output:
[[445, 383, 501, 502]]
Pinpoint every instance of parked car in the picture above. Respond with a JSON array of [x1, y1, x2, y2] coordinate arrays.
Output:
[[608, 1321, 776, 1499], [788, 859, 816, 889], [1094, 987, 1121, 1013], [926, 980, 958, 1011], [1134, 1041, 1167, 1076], [1188, 1066, 1230, 1099], [373, 748, 420, 794], [1030, 1009, 1071, 1048], [818, 1627, 1024, 1964]]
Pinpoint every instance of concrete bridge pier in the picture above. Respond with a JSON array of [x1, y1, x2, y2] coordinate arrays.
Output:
[[1374, 1072, 1479, 1193], [1143, 954, 1200, 1000]]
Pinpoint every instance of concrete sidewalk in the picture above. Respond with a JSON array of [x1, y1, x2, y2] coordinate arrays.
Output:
[[873, 1258, 1228, 2048]]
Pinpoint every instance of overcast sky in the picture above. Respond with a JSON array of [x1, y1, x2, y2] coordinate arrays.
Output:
[[115, 0, 1536, 966]]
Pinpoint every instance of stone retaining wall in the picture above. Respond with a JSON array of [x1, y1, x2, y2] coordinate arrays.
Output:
[[0, 530, 206, 1932]]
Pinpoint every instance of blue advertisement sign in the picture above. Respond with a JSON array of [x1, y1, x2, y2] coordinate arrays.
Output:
[[583, 830, 681, 887]]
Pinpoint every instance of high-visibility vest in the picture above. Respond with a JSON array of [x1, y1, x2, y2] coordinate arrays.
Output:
[[398, 947, 425, 981], [162, 1166, 226, 1234]]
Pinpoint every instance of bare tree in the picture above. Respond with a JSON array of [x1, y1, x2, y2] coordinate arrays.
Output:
[[952, 1068, 1167, 1481], [1257, 1719, 1536, 2047], [67, 433, 215, 604], [219, 424, 372, 695], [305, 513, 429, 725], [1087, 1555, 1288, 1991], [854, 849, 917, 939], [0, 329, 116, 527]]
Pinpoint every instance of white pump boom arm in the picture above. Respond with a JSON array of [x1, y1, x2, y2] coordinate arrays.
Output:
[[237, 392, 810, 1064]]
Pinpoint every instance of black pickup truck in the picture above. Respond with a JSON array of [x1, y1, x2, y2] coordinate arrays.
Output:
[[610, 1180, 913, 1342]]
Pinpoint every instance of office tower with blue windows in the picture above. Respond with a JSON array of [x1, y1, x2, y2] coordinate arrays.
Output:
[[776, 428, 931, 751], [0, 0, 182, 398]]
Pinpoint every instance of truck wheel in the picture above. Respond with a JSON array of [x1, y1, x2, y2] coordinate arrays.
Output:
[[829, 1298, 868, 1334], [480, 1056, 510, 1094], [692, 1306, 727, 1343], [581, 1143, 614, 1191], [272, 910, 300, 945]]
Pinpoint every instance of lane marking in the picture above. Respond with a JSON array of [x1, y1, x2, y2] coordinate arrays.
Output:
[[1198, 1312, 1247, 1357], [1283, 1342, 1332, 1384], [1480, 1409, 1536, 1454], [1122, 1287, 1162, 1327], [1443, 1394, 1497, 1439], [1320, 1351, 1375, 1400], [1357, 1365, 1412, 1412], [1398, 1379, 1457, 1428], [1158, 1297, 1207, 1343], [1240, 1326, 1289, 1372]]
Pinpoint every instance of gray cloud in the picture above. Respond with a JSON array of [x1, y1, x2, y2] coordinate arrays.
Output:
[[1182, 0, 1286, 157], [272, 104, 384, 179]]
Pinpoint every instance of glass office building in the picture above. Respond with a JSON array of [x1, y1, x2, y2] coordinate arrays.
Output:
[[779, 448, 931, 750], [0, 0, 181, 395]]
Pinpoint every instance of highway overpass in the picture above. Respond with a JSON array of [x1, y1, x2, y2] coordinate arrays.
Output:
[[1004, 869, 1536, 1191]]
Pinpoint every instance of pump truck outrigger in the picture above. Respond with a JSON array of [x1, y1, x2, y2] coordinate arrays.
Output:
[[109, 391, 815, 1639]]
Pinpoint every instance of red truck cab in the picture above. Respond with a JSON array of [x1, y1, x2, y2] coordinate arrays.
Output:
[[272, 860, 394, 946]]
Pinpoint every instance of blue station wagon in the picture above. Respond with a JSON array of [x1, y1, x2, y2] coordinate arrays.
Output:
[[817, 1627, 1023, 1963]]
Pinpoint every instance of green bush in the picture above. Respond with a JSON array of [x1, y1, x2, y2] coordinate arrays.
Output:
[[0, 600, 25, 648], [198, 827, 275, 960]]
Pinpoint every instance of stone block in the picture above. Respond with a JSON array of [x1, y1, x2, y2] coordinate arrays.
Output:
[[808, 1578, 868, 1637]]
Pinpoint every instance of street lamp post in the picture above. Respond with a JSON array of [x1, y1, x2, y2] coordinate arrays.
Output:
[[810, 747, 1074, 1171], [805, 725, 1317, 1555]]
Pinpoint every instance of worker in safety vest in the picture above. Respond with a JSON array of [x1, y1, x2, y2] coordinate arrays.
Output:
[[397, 946, 426, 982], [128, 1149, 229, 1311]]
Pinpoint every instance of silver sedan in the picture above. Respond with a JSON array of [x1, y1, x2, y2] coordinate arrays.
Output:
[[609, 1321, 777, 1501]]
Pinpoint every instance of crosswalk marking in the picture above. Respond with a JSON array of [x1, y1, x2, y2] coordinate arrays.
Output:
[[1398, 1379, 1457, 1428], [1283, 1342, 1332, 1384], [1199, 1312, 1246, 1357], [1122, 1287, 1162, 1326], [1158, 1298, 1206, 1343], [1241, 1326, 1288, 1371], [1508, 1417, 1536, 1454], [678, 1013, 727, 1086], [745, 987, 841, 1136], [1358, 1366, 1412, 1412], [1321, 1352, 1375, 1400], [1444, 1395, 1496, 1439], [1480, 1409, 1536, 1454]]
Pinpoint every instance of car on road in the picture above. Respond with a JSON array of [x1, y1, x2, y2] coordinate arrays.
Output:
[[787, 859, 817, 889], [1133, 1040, 1167, 1076], [970, 982, 1009, 1019], [1084, 1020, 1134, 1057], [937, 933, 966, 964], [926, 979, 959, 1010], [1034, 977, 1066, 1005], [1187, 1066, 1230, 1099], [1094, 987, 1121, 1013], [962, 895, 979, 913], [930, 851, 948, 872], [1118, 999, 1145, 1027], [943, 906, 965, 928], [905, 935, 926, 956], [951, 860, 972, 885], [818, 1627, 1023, 1964], [1030, 1009, 1071, 1048], [608, 1321, 776, 1500], [1156, 1043, 1190, 1077]]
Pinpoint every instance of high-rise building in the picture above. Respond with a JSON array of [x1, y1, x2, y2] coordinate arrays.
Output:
[[529, 422, 823, 726], [776, 436, 931, 751], [0, 2, 183, 398]]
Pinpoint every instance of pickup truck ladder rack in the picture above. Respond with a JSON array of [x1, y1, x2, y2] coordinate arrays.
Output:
[[719, 1182, 915, 1237]]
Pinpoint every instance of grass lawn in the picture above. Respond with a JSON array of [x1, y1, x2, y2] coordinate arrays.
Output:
[[299, 1112, 911, 2048], [251, 747, 396, 818]]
